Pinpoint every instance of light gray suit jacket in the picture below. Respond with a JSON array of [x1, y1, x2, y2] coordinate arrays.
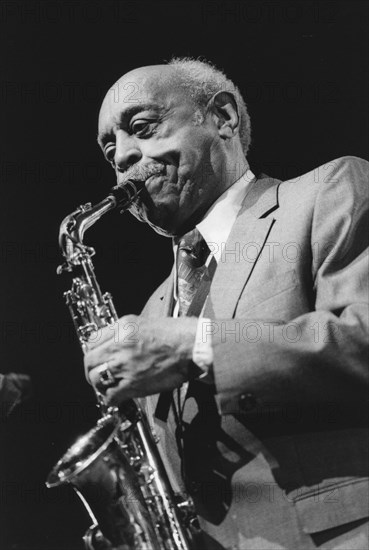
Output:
[[142, 157, 369, 549]]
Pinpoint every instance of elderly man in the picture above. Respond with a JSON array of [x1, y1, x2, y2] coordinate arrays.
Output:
[[86, 58, 369, 549]]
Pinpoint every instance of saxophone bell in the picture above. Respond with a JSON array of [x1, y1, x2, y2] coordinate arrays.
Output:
[[46, 414, 160, 550]]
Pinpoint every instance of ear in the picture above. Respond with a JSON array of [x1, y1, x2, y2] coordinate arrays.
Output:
[[207, 91, 239, 140]]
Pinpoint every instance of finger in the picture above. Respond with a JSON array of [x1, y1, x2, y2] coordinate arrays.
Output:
[[105, 379, 136, 406], [88, 363, 115, 390], [84, 346, 132, 384], [84, 336, 133, 368], [85, 324, 116, 351], [88, 359, 131, 392], [86, 315, 140, 351]]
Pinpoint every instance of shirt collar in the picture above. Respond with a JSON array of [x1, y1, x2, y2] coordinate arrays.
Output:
[[196, 168, 255, 262]]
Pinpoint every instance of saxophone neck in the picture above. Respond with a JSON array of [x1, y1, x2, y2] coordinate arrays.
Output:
[[58, 181, 141, 270], [58, 196, 114, 269]]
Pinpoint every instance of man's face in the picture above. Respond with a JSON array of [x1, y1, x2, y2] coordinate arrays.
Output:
[[98, 66, 222, 236]]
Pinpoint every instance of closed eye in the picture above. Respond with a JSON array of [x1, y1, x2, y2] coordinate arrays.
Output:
[[130, 119, 157, 137], [101, 117, 158, 167]]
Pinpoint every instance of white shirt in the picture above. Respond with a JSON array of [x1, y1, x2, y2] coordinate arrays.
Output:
[[196, 168, 256, 262], [173, 168, 256, 374]]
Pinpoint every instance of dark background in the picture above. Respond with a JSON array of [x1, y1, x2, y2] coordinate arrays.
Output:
[[0, 1, 368, 549]]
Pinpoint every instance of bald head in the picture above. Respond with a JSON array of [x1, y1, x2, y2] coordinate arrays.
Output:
[[99, 65, 184, 125], [114, 64, 175, 89]]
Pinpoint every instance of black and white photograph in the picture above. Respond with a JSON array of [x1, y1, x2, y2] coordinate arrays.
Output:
[[1, 1, 368, 549]]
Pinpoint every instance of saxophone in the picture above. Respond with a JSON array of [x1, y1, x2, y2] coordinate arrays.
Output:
[[46, 182, 199, 550]]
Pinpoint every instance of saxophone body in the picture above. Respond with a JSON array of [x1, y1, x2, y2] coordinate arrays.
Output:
[[46, 183, 198, 550]]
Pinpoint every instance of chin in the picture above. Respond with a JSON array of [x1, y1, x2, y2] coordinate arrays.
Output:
[[128, 199, 181, 237], [146, 206, 182, 237], [146, 223, 176, 238]]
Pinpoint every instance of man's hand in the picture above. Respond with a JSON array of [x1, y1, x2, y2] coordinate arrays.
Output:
[[84, 315, 198, 406]]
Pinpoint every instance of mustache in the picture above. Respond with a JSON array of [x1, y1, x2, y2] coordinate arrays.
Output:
[[117, 163, 166, 187]]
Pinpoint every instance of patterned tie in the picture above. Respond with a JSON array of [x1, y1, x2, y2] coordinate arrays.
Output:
[[176, 228, 210, 316]]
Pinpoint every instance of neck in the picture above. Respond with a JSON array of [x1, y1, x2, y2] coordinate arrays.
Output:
[[173, 153, 250, 238], [219, 148, 249, 193]]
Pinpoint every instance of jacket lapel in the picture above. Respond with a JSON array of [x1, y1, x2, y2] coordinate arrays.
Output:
[[204, 176, 281, 318], [141, 268, 174, 422], [159, 267, 175, 316], [141, 266, 175, 318]]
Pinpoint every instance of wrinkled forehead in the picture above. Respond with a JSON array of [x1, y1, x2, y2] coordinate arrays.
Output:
[[98, 65, 186, 130], [106, 66, 172, 104]]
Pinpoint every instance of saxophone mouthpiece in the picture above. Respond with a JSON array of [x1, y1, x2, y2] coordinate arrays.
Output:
[[110, 180, 143, 212]]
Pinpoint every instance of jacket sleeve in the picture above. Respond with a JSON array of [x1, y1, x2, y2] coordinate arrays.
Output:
[[0, 373, 32, 417], [211, 157, 369, 414]]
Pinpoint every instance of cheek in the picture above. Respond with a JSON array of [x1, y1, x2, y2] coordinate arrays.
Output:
[[177, 134, 213, 176], [146, 126, 215, 186]]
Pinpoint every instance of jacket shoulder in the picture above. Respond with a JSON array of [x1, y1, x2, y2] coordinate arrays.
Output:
[[279, 156, 369, 201]]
